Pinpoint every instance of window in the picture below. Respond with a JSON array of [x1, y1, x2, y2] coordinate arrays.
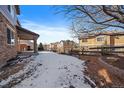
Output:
[[82, 38, 87, 42], [7, 28, 15, 45], [7, 5, 11, 12], [97, 37, 104, 42], [7, 5, 15, 18]]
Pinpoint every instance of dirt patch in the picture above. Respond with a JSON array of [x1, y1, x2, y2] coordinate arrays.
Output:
[[79, 55, 124, 87], [102, 55, 124, 70]]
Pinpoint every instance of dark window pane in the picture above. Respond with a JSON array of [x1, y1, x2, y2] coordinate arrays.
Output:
[[8, 5, 11, 12], [7, 28, 11, 44], [11, 31, 14, 39], [82, 39, 87, 42], [97, 37, 104, 41]]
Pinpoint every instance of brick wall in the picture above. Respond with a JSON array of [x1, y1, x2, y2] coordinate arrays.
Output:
[[0, 13, 17, 68]]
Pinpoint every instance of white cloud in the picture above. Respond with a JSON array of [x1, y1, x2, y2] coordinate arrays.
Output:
[[21, 20, 72, 44]]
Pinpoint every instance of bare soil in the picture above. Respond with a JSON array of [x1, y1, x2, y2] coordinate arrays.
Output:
[[79, 55, 124, 88], [102, 55, 124, 70]]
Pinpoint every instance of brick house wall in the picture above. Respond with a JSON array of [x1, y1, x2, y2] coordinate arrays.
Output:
[[0, 5, 39, 68], [0, 10, 17, 68]]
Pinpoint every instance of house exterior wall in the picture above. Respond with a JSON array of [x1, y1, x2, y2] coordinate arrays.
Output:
[[114, 35, 124, 51], [0, 5, 18, 68], [43, 44, 50, 51], [79, 34, 124, 51], [20, 40, 33, 49], [56, 42, 64, 53], [79, 37, 96, 49], [0, 5, 18, 26], [114, 35, 124, 46], [63, 42, 75, 54], [19, 44, 28, 51], [79, 35, 111, 50], [18, 40, 34, 52], [57, 40, 75, 54], [110, 36, 115, 46], [0, 5, 39, 68]]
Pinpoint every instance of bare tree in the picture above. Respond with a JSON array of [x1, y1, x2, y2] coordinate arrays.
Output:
[[69, 21, 109, 38], [55, 5, 124, 38]]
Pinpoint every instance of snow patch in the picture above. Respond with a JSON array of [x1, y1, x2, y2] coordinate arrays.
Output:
[[1, 51, 93, 88]]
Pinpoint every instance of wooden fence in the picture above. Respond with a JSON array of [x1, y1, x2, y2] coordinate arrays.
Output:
[[70, 46, 124, 55]]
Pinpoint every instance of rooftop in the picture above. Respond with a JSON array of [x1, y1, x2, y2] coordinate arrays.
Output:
[[79, 31, 124, 39]]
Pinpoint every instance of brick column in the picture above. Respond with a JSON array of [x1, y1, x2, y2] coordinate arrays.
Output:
[[33, 37, 38, 53]]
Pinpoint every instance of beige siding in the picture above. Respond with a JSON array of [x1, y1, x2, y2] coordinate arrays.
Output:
[[114, 36, 124, 46]]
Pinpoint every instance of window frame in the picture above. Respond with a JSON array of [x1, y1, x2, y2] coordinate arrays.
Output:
[[96, 36, 104, 42], [7, 5, 11, 13], [6, 26, 15, 46], [7, 5, 15, 18], [82, 38, 88, 42]]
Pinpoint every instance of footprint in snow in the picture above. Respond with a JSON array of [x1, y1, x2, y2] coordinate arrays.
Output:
[[45, 80, 48, 83], [69, 85, 75, 88], [33, 74, 39, 78], [30, 83, 33, 86], [37, 63, 42, 66], [64, 66, 68, 70]]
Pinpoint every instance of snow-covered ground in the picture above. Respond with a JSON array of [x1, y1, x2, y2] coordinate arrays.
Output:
[[1, 51, 92, 88]]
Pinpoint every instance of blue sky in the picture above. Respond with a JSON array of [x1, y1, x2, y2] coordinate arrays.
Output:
[[18, 5, 72, 44]]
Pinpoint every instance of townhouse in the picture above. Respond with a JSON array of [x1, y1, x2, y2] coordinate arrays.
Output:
[[43, 44, 50, 51], [57, 40, 76, 54], [79, 32, 124, 51], [47, 40, 76, 54], [50, 42, 59, 52]]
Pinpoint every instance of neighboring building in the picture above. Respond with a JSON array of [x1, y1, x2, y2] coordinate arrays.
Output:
[[18, 40, 33, 52], [49, 43, 54, 51], [50, 42, 59, 52], [43, 44, 50, 51], [57, 40, 76, 54], [79, 32, 124, 51], [0, 5, 39, 68], [44, 40, 77, 54]]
